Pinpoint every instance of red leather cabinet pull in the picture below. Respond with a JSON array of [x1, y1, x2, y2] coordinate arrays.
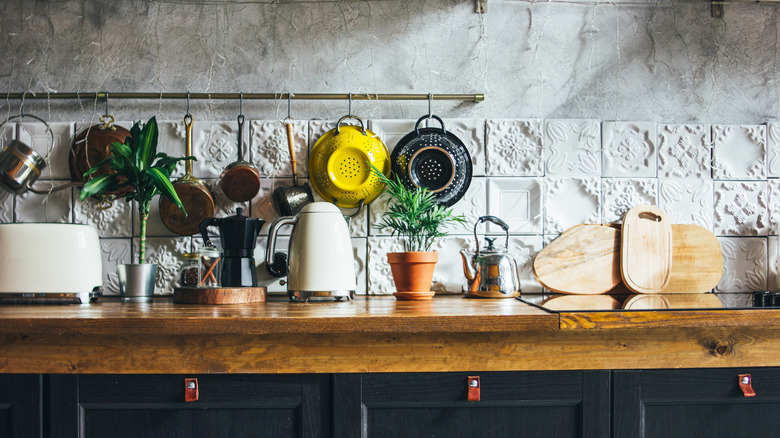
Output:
[[185, 378, 199, 402], [738, 374, 756, 397], [467, 376, 480, 401]]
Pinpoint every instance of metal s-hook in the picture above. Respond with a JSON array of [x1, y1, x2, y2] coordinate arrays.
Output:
[[348, 92, 353, 117], [99, 91, 115, 129], [283, 92, 294, 124], [427, 93, 433, 119], [186, 91, 191, 117], [238, 92, 244, 117]]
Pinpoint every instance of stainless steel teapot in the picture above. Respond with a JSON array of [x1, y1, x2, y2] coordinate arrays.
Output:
[[459, 215, 520, 298]]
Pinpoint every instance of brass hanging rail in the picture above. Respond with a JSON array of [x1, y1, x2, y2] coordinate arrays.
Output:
[[2, 92, 484, 103]]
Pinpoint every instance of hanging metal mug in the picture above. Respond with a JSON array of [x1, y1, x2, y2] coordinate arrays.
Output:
[[0, 114, 52, 194], [0, 113, 79, 195]]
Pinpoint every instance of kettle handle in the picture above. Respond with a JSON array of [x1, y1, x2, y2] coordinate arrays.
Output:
[[199, 217, 221, 247], [473, 215, 510, 253], [265, 216, 296, 278]]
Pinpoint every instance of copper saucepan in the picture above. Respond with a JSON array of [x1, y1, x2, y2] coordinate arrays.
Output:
[[159, 114, 215, 236], [220, 114, 260, 203]]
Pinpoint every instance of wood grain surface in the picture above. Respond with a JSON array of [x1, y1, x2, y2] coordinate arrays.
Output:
[[533, 224, 622, 294], [5, 327, 780, 374], [3, 295, 780, 374], [0, 295, 556, 335], [621, 205, 672, 294], [173, 286, 266, 304]]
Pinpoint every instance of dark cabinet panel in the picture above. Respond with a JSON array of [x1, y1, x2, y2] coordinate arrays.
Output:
[[0, 374, 40, 438], [335, 371, 610, 438], [49, 374, 328, 438], [614, 368, 780, 438]]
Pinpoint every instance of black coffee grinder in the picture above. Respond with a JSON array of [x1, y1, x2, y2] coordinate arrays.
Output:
[[199, 208, 268, 287]]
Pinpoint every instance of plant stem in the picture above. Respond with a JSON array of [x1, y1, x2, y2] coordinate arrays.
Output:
[[139, 212, 148, 264]]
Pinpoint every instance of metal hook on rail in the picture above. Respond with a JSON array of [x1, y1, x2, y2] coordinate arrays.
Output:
[[283, 93, 294, 124], [239, 92, 243, 117], [427, 93, 433, 119], [186, 91, 191, 117], [348, 92, 353, 117]]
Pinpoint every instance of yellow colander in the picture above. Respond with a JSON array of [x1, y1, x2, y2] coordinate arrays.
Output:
[[309, 115, 391, 209]]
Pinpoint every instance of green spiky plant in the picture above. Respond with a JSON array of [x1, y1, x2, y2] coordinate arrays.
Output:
[[79, 117, 192, 264], [368, 163, 466, 252]]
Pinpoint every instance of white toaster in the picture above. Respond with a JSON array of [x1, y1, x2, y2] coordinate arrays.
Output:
[[0, 223, 103, 303]]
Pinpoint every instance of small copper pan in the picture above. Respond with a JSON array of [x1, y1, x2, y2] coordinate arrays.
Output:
[[160, 114, 215, 236], [220, 114, 260, 202]]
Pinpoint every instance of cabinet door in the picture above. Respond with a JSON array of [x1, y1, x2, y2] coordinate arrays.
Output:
[[614, 368, 780, 438], [49, 374, 328, 438], [0, 374, 40, 438], [333, 371, 610, 438]]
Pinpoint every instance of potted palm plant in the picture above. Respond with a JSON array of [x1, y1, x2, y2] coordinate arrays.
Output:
[[369, 164, 466, 300], [79, 116, 191, 302]]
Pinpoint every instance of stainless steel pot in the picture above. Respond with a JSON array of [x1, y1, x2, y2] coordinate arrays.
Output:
[[0, 114, 51, 194], [0, 113, 81, 195]]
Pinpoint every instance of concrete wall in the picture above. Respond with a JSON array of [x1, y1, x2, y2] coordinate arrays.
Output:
[[1, 1, 777, 122]]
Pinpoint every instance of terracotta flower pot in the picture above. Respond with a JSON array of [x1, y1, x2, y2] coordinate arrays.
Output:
[[387, 251, 438, 300]]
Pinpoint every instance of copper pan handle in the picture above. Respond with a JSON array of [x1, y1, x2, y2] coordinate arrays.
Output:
[[184, 114, 194, 176], [285, 121, 298, 185]]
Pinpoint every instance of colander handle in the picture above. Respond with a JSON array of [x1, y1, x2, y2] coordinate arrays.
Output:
[[473, 215, 510, 253], [331, 197, 365, 218], [335, 115, 367, 136], [415, 114, 446, 136]]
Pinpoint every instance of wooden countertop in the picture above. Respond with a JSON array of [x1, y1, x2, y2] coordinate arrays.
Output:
[[3, 295, 780, 374], [0, 295, 555, 335]]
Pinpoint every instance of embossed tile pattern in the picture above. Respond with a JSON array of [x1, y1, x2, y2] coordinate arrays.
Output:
[[713, 181, 768, 236], [10, 117, 780, 296], [658, 178, 714, 230], [486, 119, 544, 176], [602, 121, 656, 178], [602, 178, 657, 223], [715, 237, 767, 293], [657, 124, 710, 178], [544, 119, 601, 176], [712, 124, 766, 180]]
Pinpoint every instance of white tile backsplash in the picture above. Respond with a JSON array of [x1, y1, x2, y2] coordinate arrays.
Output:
[[486, 119, 544, 176], [716, 237, 767, 293], [602, 121, 657, 178], [712, 125, 766, 180], [487, 177, 543, 234], [713, 181, 769, 236], [602, 178, 657, 224], [11, 117, 779, 294], [657, 124, 710, 178], [544, 119, 601, 176]]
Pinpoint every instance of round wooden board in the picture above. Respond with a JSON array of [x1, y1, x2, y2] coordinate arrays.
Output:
[[173, 287, 267, 305]]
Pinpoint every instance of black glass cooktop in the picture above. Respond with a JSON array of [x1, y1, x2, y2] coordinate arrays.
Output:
[[518, 292, 777, 312]]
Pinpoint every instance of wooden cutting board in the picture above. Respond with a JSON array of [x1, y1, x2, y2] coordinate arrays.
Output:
[[534, 223, 722, 295], [661, 224, 723, 294], [532, 224, 622, 295], [621, 205, 673, 294]]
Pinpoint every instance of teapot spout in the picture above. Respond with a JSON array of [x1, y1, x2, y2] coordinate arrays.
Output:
[[460, 249, 478, 282]]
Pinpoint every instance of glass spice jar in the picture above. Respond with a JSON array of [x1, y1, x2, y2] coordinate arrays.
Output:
[[197, 245, 222, 288], [178, 253, 199, 287]]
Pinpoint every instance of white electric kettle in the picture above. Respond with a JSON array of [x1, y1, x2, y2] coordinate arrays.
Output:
[[265, 202, 356, 302]]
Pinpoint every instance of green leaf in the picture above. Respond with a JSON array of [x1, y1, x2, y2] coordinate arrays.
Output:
[[83, 155, 115, 177], [135, 117, 158, 171], [79, 174, 117, 200], [146, 168, 186, 215]]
